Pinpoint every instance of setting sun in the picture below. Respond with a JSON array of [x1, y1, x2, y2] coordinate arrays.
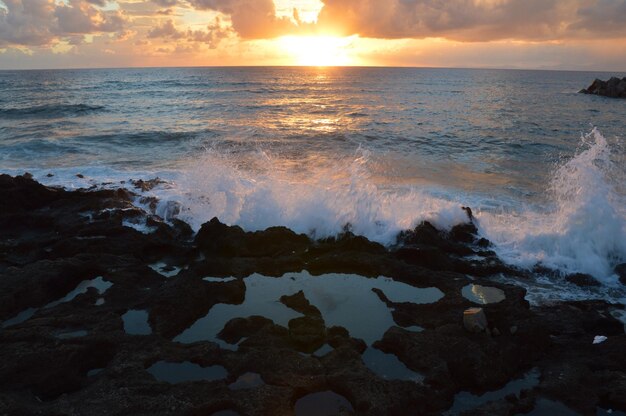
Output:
[[278, 35, 359, 66]]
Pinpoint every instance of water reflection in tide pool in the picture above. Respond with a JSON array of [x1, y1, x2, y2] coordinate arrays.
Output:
[[362, 347, 423, 382], [147, 361, 227, 384], [175, 271, 444, 347], [122, 309, 152, 335], [2, 276, 113, 328], [462, 284, 506, 305], [295, 391, 354, 416]]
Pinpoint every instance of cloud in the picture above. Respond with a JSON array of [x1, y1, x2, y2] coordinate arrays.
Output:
[[569, 0, 626, 36], [148, 17, 230, 48], [187, 0, 303, 38], [314, 0, 626, 42], [151, 0, 180, 8], [0, 0, 127, 47]]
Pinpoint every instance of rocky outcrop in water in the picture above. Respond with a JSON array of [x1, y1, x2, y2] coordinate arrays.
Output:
[[0, 174, 625, 415], [579, 77, 626, 98]]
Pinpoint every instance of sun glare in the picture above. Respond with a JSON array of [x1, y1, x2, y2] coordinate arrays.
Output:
[[278, 35, 358, 66]]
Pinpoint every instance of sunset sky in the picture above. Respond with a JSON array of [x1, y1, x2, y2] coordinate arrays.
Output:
[[1, 0, 626, 70]]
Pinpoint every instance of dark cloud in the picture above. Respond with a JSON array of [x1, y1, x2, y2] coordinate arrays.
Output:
[[313, 0, 626, 41], [151, 0, 181, 8], [570, 0, 626, 36], [84, 0, 108, 7], [148, 19, 184, 38], [0, 0, 127, 46]]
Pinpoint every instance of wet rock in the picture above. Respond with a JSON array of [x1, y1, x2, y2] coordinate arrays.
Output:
[[0, 174, 64, 214], [449, 222, 478, 244], [218, 316, 276, 344], [280, 290, 322, 317], [195, 218, 247, 256], [615, 263, 626, 285], [580, 77, 626, 98], [476, 238, 491, 248], [462, 206, 474, 221], [149, 276, 245, 339], [130, 178, 166, 192], [566, 273, 601, 287], [463, 308, 488, 333], [312, 231, 387, 256], [398, 221, 474, 257], [195, 217, 310, 258], [394, 246, 452, 271], [1, 174, 626, 416], [288, 316, 326, 353]]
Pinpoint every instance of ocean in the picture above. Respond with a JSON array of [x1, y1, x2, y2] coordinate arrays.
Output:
[[1, 67, 625, 303]]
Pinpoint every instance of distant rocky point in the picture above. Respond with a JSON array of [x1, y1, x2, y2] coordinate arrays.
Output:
[[579, 76, 626, 98]]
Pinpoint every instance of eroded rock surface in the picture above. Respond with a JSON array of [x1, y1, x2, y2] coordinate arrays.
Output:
[[579, 77, 626, 98], [0, 174, 625, 415]]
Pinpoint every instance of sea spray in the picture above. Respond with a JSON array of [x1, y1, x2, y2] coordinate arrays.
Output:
[[168, 146, 469, 243], [479, 128, 626, 282], [10, 128, 625, 286]]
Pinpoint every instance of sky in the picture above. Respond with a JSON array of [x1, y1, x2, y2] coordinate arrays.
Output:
[[1, 0, 626, 70]]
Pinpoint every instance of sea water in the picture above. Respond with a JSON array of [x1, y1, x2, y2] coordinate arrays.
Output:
[[1, 67, 625, 302]]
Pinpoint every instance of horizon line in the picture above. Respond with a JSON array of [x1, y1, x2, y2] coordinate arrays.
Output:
[[1, 64, 625, 73]]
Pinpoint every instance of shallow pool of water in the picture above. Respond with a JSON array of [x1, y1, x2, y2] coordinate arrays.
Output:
[[362, 347, 423, 382], [55, 330, 88, 339], [295, 391, 354, 416], [175, 271, 443, 347], [147, 361, 228, 384], [462, 284, 506, 305], [228, 372, 264, 390], [445, 368, 540, 415], [149, 262, 182, 278], [2, 276, 113, 328], [122, 309, 152, 335]]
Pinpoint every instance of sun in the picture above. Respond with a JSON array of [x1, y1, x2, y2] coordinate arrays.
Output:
[[278, 35, 358, 66]]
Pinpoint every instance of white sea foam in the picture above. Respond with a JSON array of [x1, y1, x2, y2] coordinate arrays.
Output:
[[478, 128, 626, 283], [5, 129, 625, 291]]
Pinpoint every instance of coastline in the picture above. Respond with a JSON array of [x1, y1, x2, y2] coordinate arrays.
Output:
[[1, 173, 625, 415]]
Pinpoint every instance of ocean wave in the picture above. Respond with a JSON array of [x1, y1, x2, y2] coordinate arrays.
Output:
[[8, 128, 625, 287], [0, 104, 105, 119], [480, 128, 626, 283]]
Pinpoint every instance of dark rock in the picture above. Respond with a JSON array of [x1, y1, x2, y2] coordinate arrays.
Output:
[[580, 77, 626, 98], [395, 246, 452, 271], [76, 174, 84, 178], [280, 290, 321, 317], [398, 221, 474, 257], [476, 238, 490, 248], [0, 174, 64, 214], [615, 263, 626, 285], [462, 206, 474, 221], [566, 273, 601, 287], [195, 217, 310, 258], [130, 178, 165, 192], [288, 316, 326, 353], [1, 174, 626, 416], [449, 222, 478, 244], [218, 316, 275, 344]]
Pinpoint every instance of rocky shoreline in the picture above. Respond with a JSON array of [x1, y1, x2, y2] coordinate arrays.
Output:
[[579, 77, 626, 98], [0, 173, 625, 416]]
